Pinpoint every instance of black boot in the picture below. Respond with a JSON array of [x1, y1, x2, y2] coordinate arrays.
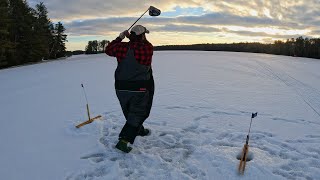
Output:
[[115, 139, 132, 153], [119, 123, 139, 144], [138, 128, 151, 136]]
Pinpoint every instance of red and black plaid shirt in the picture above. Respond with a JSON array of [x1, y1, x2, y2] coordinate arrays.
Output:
[[105, 37, 153, 66]]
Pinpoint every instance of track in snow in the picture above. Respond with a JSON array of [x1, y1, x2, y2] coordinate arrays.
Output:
[[66, 105, 320, 180], [255, 60, 320, 118]]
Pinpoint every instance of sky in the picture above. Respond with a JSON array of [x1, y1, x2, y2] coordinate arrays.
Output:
[[28, 0, 320, 51]]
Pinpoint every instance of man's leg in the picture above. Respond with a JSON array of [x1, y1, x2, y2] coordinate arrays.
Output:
[[116, 90, 130, 120], [115, 91, 150, 153], [120, 91, 150, 143], [115, 90, 135, 153], [138, 80, 155, 136]]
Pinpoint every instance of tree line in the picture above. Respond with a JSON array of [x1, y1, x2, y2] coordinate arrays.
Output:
[[155, 37, 320, 59], [0, 0, 67, 69], [85, 40, 109, 54]]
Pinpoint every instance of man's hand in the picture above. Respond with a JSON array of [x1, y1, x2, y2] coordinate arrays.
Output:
[[119, 30, 130, 40]]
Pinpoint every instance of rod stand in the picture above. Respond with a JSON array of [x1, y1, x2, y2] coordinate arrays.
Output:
[[76, 115, 102, 128]]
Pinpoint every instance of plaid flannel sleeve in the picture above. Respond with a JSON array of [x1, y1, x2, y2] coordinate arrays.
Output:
[[105, 37, 127, 58]]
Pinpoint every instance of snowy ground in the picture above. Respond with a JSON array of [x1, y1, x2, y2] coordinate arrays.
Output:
[[1, 51, 320, 180]]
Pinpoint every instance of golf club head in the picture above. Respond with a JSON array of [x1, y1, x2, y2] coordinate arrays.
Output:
[[149, 6, 161, 16]]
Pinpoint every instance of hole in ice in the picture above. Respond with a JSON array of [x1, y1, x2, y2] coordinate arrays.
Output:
[[236, 150, 254, 162]]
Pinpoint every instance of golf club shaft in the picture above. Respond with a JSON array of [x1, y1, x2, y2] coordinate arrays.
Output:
[[128, 8, 149, 31]]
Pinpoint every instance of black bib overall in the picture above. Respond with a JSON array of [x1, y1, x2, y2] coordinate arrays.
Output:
[[114, 46, 154, 144]]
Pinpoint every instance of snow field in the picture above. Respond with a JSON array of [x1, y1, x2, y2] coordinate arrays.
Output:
[[1, 52, 320, 180]]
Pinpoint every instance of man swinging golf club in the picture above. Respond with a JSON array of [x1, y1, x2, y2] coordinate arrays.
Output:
[[105, 25, 154, 153]]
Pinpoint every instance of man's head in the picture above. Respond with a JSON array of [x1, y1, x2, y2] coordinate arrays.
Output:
[[129, 25, 149, 42]]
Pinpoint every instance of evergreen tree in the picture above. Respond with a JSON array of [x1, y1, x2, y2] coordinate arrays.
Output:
[[48, 23, 55, 58], [8, 0, 36, 64], [0, 0, 68, 68], [33, 2, 52, 60], [0, 0, 13, 67], [50, 22, 67, 58]]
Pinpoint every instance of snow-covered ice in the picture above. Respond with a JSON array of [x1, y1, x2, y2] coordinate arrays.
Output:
[[1, 51, 320, 180]]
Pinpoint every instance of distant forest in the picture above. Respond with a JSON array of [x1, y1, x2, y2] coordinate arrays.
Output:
[[155, 37, 320, 59], [0, 0, 67, 69], [84, 40, 110, 54], [82, 36, 320, 60]]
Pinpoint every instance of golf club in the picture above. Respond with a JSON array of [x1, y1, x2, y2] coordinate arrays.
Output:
[[128, 6, 161, 31]]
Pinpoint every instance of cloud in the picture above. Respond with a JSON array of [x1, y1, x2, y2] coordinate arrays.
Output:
[[27, 0, 320, 50], [29, 0, 319, 31], [155, 24, 221, 33], [176, 13, 301, 28], [64, 12, 304, 36], [28, 0, 201, 21]]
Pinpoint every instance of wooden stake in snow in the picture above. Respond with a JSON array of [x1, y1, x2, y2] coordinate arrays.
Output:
[[76, 84, 102, 128], [238, 112, 257, 175]]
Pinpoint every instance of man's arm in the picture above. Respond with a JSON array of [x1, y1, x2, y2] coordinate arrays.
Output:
[[105, 30, 129, 57], [105, 37, 123, 57]]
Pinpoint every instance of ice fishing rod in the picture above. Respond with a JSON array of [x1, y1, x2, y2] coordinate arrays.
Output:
[[128, 6, 161, 31], [238, 112, 258, 175], [81, 84, 91, 120], [246, 112, 257, 144], [75, 84, 102, 128]]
